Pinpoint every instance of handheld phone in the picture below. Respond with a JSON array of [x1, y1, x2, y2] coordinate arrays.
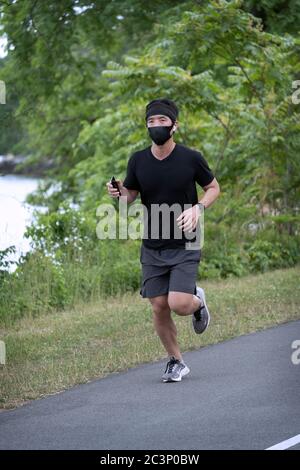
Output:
[[110, 176, 121, 197]]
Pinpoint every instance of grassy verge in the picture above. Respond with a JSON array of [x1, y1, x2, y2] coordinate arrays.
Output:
[[1, 264, 299, 410]]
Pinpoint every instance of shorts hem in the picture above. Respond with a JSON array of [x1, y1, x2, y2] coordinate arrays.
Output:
[[140, 289, 169, 299]]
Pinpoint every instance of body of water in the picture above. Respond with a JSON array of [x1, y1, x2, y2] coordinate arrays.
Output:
[[0, 174, 41, 272]]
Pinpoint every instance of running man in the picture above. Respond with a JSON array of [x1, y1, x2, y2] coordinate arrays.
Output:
[[107, 98, 220, 382]]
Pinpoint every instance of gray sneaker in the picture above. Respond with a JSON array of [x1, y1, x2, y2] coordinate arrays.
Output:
[[192, 286, 211, 334], [162, 356, 190, 382]]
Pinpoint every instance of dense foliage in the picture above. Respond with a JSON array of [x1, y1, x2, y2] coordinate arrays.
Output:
[[0, 0, 299, 322]]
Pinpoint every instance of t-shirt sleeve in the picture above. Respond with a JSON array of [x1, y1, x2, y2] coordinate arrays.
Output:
[[123, 153, 140, 191], [193, 151, 215, 187]]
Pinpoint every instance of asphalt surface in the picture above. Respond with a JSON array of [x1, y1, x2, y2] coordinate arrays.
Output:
[[0, 320, 299, 450]]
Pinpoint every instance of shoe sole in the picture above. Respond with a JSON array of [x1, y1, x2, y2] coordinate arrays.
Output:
[[193, 287, 211, 334], [200, 287, 211, 329], [162, 365, 190, 382]]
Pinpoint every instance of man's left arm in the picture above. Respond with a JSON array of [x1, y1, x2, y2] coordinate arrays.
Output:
[[196, 177, 220, 210], [177, 178, 220, 232]]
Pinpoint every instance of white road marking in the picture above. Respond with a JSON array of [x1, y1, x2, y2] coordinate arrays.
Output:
[[266, 434, 300, 450]]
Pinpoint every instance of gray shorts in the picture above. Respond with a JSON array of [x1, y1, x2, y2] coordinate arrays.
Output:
[[139, 244, 201, 298]]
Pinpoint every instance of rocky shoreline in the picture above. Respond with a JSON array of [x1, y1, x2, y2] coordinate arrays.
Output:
[[0, 154, 56, 177]]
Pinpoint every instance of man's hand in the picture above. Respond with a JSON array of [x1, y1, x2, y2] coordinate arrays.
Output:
[[106, 179, 124, 198], [176, 205, 202, 233]]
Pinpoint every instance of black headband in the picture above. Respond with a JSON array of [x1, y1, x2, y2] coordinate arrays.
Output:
[[145, 100, 178, 123]]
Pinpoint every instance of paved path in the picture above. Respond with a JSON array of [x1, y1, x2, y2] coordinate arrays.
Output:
[[1, 320, 299, 450]]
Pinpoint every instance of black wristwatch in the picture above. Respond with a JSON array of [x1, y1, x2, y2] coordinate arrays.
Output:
[[196, 202, 206, 212]]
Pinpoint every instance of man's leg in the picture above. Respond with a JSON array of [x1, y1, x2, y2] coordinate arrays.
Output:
[[168, 291, 201, 317], [149, 295, 183, 361], [168, 289, 211, 335], [164, 248, 202, 316]]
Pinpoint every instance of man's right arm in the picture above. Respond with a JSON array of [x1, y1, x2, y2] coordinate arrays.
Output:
[[106, 180, 139, 204], [121, 186, 139, 204]]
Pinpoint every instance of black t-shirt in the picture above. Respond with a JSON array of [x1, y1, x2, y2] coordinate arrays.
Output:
[[123, 143, 215, 250]]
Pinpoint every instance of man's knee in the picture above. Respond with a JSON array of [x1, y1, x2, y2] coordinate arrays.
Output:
[[168, 292, 193, 316], [149, 295, 170, 315]]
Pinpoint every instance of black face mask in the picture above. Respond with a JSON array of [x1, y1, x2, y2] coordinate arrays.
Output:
[[147, 124, 174, 146]]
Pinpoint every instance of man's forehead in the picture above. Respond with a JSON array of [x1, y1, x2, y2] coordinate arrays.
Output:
[[147, 114, 169, 119]]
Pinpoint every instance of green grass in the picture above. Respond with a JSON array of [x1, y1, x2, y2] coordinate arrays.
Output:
[[0, 264, 300, 410]]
